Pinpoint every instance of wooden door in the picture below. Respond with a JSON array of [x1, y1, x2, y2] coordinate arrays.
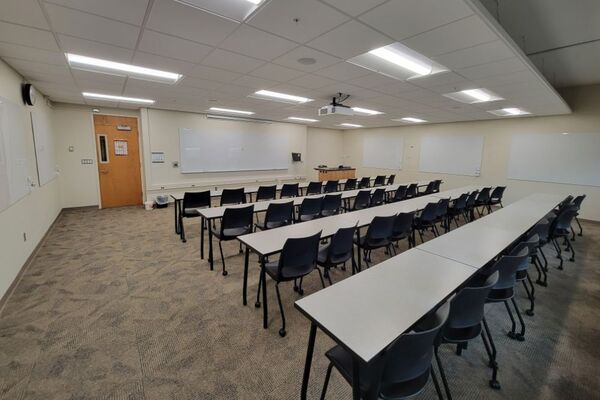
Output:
[[94, 115, 142, 208]]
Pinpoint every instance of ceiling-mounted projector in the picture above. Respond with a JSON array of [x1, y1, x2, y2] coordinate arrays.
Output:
[[318, 93, 354, 116]]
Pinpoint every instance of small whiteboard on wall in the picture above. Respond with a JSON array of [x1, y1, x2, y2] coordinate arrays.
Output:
[[31, 110, 57, 186], [507, 132, 600, 187], [419, 135, 484, 176], [363, 135, 404, 170]]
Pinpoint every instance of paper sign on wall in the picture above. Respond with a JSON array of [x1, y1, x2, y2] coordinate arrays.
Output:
[[114, 139, 128, 156]]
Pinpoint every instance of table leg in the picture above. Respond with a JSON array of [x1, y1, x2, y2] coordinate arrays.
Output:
[[352, 358, 361, 400], [243, 246, 250, 306], [355, 227, 362, 272], [174, 199, 181, 234], [200, 216, 205, 259], [208, 219, 214, 271], [261, 256, 268, 329], [301, 323, 318, 400]]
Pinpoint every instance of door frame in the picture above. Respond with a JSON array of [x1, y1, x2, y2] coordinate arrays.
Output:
[[90, 112, 145, 209]]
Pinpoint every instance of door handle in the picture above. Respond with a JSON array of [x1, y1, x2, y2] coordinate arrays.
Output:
[[100, 170, 109, 175]]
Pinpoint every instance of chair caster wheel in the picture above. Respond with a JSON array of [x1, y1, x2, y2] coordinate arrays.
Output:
[[279, 329, 286, 337], [222, 271, 228, 276], [254, 302, 261, 308], [516, 334, 525, 342], [558, 266, 564, 270], [182, 239, 187, 243], [525, 310, 534, 317], [298, 288, 304, 295], [488, 360, 498, 368], [507, 332, 518, 340], [536, 280, 548, 287], [489, 380, 501, 390], [569, 257, 575, 262]]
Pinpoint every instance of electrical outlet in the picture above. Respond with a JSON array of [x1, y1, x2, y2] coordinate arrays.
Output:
[[23, 232, 27, 242]]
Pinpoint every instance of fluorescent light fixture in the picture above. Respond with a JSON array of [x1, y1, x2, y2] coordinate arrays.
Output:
[[288, 117, 319, 123], [207, 114, 270, 124], [67, 53, 181, 84], [246, 0, 262, 4], [82, 92, 155, 104], [561, 132, 569, 135], [395, 117, 427, 123], [250, 90, 313, 104], [443, 88, 503, 104], [487, 107, 531, 117], [339, 123, 363, 128], [351, 107, 383, 116], [368, 47, 432, 76], [208, 107, 254, 115], [173, 0, 263, 22]]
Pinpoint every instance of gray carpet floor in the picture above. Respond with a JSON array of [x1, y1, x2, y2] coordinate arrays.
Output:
[[0, 204, 599, 400]]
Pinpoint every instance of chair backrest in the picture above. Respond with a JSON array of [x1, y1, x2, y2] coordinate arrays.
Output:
[[433, 179, 442, 193], [264, 201, 294, 227], [435, 198, 449, 218], [532, 220, 551, 243], [374, 175, 386, 186], [393, 212, 415, 236], [343, 178, 357, 191], [387, 174, 395, 185], [424, 181, 435, 194], [476, 187, 491, 202], [466, 190, 479, 207], [365, 215, 396, 243], [552, 205, 578, 232], [256, 185, 277, 201], [280, 183, 299, 198], [278, 231, 322, 278], [420, 202, 439, 223], [183, 190, 211, 209], [370, 188, 386, 207], [446, 272, 499, 330], [406, 183, 418, 197], [509, 236, 538, 272], [392, 185, 408, 202], [298, 197, 323, 218], [572, 194, 586, 210], [354, 190, 371, 210], [220, 188, 246, 206], [489, 248, 528, 290], [557, 195, 574, 212], [324, 180, 339, 193], [453, 193, 469, 210], [358, 177, 371, 189], [221, 205, 254, 234], [490, 186, 506, 201], [327, 225, 357, 264], [306, 181, 323, 195], [322, 194, 342, 214]]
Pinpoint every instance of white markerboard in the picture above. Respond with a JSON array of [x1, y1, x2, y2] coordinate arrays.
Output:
[[179, 128, 289, 173], [362, 135, 403, 170], [419, 135, 484, 176], [0, 96, 32, 212], [508, 132, 600, 187], [31, 110, 57, 186]]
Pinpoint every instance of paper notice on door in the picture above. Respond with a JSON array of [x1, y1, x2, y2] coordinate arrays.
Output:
[[114, 140, 128, 156]]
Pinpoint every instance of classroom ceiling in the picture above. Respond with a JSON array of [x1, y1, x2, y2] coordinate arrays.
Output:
[[0, 0, 572, 129]]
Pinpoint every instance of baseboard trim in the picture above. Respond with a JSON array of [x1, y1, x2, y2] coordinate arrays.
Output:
[[0, 209, 64, 317]]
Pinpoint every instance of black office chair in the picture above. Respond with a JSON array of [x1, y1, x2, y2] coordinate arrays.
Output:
[[296, 197, 323, 222], [220, 188, 246, 206], [487, 186, 506, 212], [358, 177, 371, 189], [320, 194, 342, 217], [413, 203, 439, 243], [280, 183, 299, 198], [465, 190, 480, 221], [214, 205, 254, 276], [343, 178, 357, 191], [474, 187, 492, 217], [387, 185, 407, 203], [447, 193, 469, 228], [422, 181, 436, 196], [549, 206, 578, 270], [255, 201, 294, 231], [256, 185, 277, 202], [432, 179, 442, 193], [531, 219, 553, 286], [317, 225, 358, 282], [179, 190, 210, 243], [321, 303, 450, 400], [387, 174, 395, 185], [571, 194, 586, 239], [260, 231, 323, 337], [306, 181, 323, 195], [434, 198, 450, 233], [436, 272, 500, 394], [370, 188, 386, 207], [373, 175, 386, 187], [405, 183, 419, 199], [390, 212, 415, 254], [510, 235, 540, 316], [323, 180, 339, 193], [344, 190, 371, 212], [354, 215, 396, 267]]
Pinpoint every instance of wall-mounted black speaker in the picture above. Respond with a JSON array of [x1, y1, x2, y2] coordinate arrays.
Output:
[[21, 83, 36, 106]]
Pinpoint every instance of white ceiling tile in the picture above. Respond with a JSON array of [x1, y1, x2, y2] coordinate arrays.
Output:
[[187, 64, 242, 82], [44, 4, 140, 48], [319, 82, 381, 100], [320, 0, 388, 17], [138, 30, 213, 64], [456, 58, 528, 80], [0, 43, 65, 66], [247, 0, 348, 43], [219, 25, 298, 61], [202, 49, 265, 74], [132, 51, 196, 74], [249, 63, 305, 82], [72, 70, 126, 86], [5, 58, 74, 84], [359, 0, 472, 41], [403, 15, 497, 57], [272, 46, 340, 72], [231, 75, 280, 89], [146, 0, 238, 46], [0, 22, 59, 51], [409, 72, 470, 89], [433, 40, 514, 70], [349, 73, 400, 90], [288, 74, 337, 90], [307, 20, 392, 59], [58, 34, 134, 63], [44, 0, 149, 25], [178, 76, 223, 91], [0, 0, 49, 29], [314, 61, 371, 81], [370, 81, 420, 96]]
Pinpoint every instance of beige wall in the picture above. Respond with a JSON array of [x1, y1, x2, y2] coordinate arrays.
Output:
[[306, 127, 345, 181], [0, 60, 61, 300], [343, 84, 600, 221]]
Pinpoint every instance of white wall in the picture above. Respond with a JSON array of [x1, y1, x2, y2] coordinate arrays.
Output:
[[342, 84, 600, 221], [0, 59, 61, 301], [306, 127, 345, 181]]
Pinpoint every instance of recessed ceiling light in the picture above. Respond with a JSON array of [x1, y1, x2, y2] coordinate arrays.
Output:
[[394, 117, 427, 123], [443, 88, 503, 104], [339, 123, 363, 128], [487, 107, 530, 117], [288, 117, 319, 123], [369, 47, 431, 76], [352, 107, 383, 116], [67, 53, 181, 84], [561, 132, 569, 135], [209, 107, 254, 115], [82, 92, 155, 104], [250, 90, 313, 104], [297, 57, 316, 65]]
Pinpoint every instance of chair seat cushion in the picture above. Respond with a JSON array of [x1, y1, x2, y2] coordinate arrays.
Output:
[[487, 287, 514, 301], [265, 261, 314, 281], [214, 226, 250, 239], [183, 208, 201, 217], [443, 324, 482, 343], [321, 209, 338, 217], [353, 235, 390, 249], [325, 345, 373, 392], [297, 214, 319, 222]]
